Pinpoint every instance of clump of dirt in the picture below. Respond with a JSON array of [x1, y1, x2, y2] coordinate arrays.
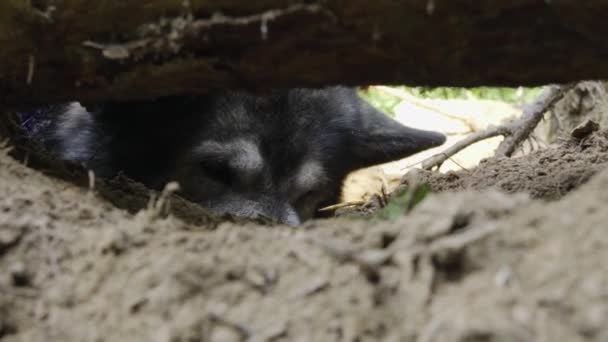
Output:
[[543, 81, 608, 143], [410, 129, 608, 199], [1, 120, 608, 341]]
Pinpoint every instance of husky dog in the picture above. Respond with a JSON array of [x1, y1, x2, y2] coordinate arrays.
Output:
[[24, 87, 445, 225]]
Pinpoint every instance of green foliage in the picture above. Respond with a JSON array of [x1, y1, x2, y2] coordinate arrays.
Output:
[[359, 86, 543, 117], [400, 86, 542, 104], [359, 87, 403, 117], [372, 183, 431, 221]]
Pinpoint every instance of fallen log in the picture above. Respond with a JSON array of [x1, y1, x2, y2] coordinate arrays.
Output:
[[1, 1, 607, 107]]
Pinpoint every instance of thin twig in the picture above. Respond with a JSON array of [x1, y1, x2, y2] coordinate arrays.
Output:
[[447, 157, 469, 171], [421, 125, 508, 170], [318, 201, 365, 212]]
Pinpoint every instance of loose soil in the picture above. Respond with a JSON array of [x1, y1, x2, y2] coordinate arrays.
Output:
[[414, 129, 608, 199], [1, 127, 608, 341]]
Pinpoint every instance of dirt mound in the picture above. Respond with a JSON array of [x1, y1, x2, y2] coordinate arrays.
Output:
[[1, 126, 608, 341], [411, 129, 608, 200]]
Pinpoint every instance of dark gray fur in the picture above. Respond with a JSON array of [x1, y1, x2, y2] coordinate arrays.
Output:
[[29, 87, 445, 225]]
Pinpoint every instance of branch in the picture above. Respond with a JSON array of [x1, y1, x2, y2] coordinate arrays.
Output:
[[494, 84, 576, 157], [422, 84, 575, 170], [421, 125, 510, 170]]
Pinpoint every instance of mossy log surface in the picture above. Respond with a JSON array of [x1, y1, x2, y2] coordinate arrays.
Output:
[[1, 0, 607, 107]]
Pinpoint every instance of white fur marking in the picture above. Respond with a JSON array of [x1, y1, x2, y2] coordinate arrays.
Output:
[[295, 160, 325, 191], [230, 139, 263, 173], [196, 139, 263, 176]]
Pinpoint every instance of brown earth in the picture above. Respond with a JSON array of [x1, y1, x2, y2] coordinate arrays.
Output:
[[1, 127, 608, 341], [413, 129, 608, 200]]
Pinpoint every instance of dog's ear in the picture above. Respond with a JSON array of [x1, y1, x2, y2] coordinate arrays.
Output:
[[346, 100, 445, 169]]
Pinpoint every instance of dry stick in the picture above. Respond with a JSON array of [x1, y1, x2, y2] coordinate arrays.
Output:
[[421, 125, 510, 170], [318, 201, 365, 212], [421, 84, 576, 170]]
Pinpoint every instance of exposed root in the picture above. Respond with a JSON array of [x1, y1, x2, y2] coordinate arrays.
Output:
[[82, 3, 336, 62], [421, 125, 510, 170], [495, 84, 575, 157], [422, 83, 576, 170], [146, 181, 181, 221]]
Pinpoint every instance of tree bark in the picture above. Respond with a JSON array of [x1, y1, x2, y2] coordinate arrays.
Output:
[[1, 0, 608, 107]]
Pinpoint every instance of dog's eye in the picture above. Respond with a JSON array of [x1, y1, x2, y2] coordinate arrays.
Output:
[[201, 161, 233, 186]]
